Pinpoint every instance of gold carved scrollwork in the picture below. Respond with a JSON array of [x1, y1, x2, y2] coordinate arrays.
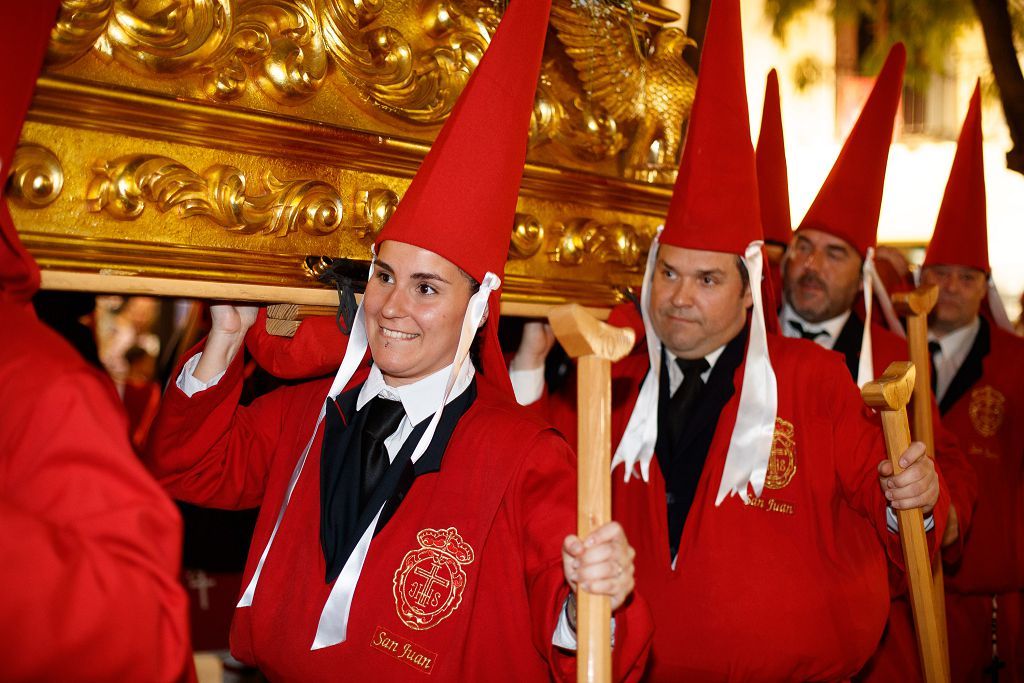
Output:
[[50, 0, 230, 73], [509, 213, 544, 259], [320, 0, 489, 123], [86, 154, 345, 237], [6, 144, 65, 208], [549, 218, 647, 270], [203, 0, 328, 104], [47, 0, 114, 67], [48, 0, 489, 119], [350, 187, 399, 238]]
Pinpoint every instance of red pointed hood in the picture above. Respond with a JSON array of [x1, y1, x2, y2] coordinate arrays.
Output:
[[797, 43, 906, 257], [0, 2, 60, 305], [924, 82, 989, 273], [374, 0, 550, 285], [756, 69, 793, 247], [660, 0, 760, 253]]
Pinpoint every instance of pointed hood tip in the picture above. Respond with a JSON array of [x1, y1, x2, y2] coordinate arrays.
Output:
[[757, 67, 792, 247], [661, 0, 761, 255], [924, 76, 989, 273], [796, 41, 906, 258], [374, 0, 552, 285]]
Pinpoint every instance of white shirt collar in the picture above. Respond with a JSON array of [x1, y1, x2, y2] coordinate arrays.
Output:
[[356, 360, 476, 427], [929, 315, 980, 359], [780, 303, 851, 349], [928, 316, 980, 401], [665, 342, 726, 395]]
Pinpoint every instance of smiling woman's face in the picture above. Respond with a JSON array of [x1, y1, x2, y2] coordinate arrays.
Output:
[[363, 240, 476, 387]]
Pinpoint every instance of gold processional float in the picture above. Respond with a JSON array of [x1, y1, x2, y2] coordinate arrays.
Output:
[[9, 0, 697, 326]]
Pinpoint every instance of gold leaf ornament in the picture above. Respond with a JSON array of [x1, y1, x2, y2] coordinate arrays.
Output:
[[204, 0, 328, 103], [549, 218, 645, 269], [6, 145, 65, 209], [86, 154, 345, 237], [509, 213, 544, 259]]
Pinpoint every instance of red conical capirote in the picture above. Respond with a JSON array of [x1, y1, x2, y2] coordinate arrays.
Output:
[[374, 0, 551, 285], [924, 82, 989, 273], [756, 69, 793, 247], [797, 43, 906, 257], [1, 1, 61, 305], [660, 0, 761, 254]]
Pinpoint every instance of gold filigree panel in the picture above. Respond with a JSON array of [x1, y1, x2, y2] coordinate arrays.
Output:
[[9, 126, 657, 305], [43, 0, 693, 182]]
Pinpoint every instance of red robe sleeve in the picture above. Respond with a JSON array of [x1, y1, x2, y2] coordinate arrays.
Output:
[[511, 430, 652, 682], [0, 369, 190, 682], [144, 339, 320, 509], [829, 357, 950, 569]]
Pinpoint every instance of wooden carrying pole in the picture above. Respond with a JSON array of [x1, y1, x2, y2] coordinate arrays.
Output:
[[547, 304, 635, 683], [39, 270, 611, 322], [862, 362, 949, 683], [892, 284, 951, 680]]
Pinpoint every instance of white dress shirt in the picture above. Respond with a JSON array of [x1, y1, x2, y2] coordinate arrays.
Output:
[[779, 303, 851, 350], [178, 353, 475, 464], [929, 317, 980, 404], [510, 342, 726, 407]]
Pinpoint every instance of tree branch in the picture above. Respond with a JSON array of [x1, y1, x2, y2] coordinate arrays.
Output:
[[972, 0, 1024, 175]]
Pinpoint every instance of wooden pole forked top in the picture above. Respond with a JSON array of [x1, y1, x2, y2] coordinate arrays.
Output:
[[892, 285, 939, 318], [548, 304, 636, 361], [862, 360, 916, 412]]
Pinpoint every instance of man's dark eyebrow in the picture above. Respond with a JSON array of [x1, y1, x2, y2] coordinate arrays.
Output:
[[376, 259, 395, 273], [697, 269, 725, 278], [826, 244, 850, 257]]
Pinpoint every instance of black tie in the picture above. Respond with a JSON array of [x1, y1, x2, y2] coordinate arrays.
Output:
[[928, 341, 941, 395], [359, 396, 406, 511], [789, 320, 827, 341], [667, 357, 710, 447]]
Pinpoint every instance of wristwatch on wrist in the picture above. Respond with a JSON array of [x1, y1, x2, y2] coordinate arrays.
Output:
[[565, 592, 578, 632]]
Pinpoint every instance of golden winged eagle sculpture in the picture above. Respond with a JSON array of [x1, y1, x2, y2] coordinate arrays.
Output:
[[550, 0, 698, 183]]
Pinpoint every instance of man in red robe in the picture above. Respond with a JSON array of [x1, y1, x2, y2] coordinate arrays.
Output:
[[146, 1, 652, 680], [918, 82, 1024, 682], [511, 4, 947, 680], [0, 3, 191, 680], [772, 44, 978, 683]]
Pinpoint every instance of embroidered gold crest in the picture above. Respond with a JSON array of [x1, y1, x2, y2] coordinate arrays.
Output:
[[969, 386, 1005, 438], [765, 417, 797, 490], [393, 527, 475, 631]]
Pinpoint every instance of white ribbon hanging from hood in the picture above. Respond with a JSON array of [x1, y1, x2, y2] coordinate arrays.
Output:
[[714, 241, 779, 505], [236, 251, 500, 650], [610, 230, 664, 483], [856, 247, 881, 388], [987, 278, 1015, 333], [610, 234, 780, 506], [867, 255, 905, 338]]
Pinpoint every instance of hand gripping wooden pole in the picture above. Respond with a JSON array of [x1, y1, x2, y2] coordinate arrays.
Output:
[[547, 304, 635, 683], [862, 362, 949, 683], [892, 285, 951, 680]]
